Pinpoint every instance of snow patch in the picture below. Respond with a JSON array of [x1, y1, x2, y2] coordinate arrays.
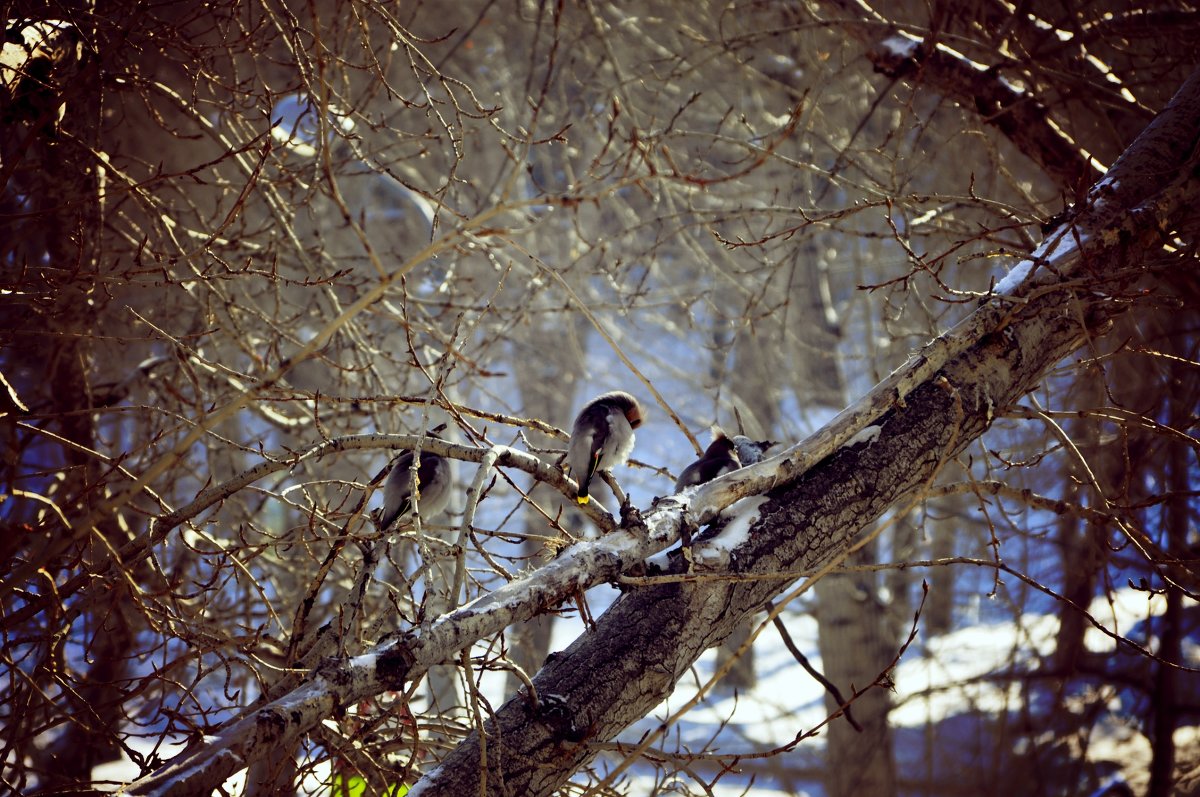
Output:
[[995, 229, 1082, 294], [90, 737, 243, 794], [881, 33, 920, 59], [347, 651, 378, 677], [644, 548, 672, 571], [693, 497, 769, 566], [892, 613, 1059, 725], [406, 763, 444, 796], [847, 425, 882, 447], [994, 258, 1034, 294], [715, 496, 769, 548], [910, 205, 944, 226], [1083, 587, 1170, 653]]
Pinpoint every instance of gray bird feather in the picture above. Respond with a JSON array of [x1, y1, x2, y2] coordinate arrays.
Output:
[[566, 391, 642, 504], [378, 425, 451, 530], [731, 435, 777, 465]]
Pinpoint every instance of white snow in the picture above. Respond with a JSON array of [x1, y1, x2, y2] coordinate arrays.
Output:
[[623, 773, 799, 796], [644, 548, 672, 570], [1083, 587, 1168, 652], [90, 737, 244, 794], [881, 33, 920, 59], [892, 612, 1058, 725], [346, 650, 378, 676], [693, 496, 769, 565], [84, 581, 1190, 795], [847, 425, 882, 447], [994, 228, 1083, 294], [910, 205, 944, 226], [994, 258, 1035, 294]]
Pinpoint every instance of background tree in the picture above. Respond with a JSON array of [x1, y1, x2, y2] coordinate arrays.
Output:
[[1, 2, 1197, 797]]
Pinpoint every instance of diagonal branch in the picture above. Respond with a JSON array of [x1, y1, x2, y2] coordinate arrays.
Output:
[[125, 67, 1200, 797], [406, 67, 1200, 797], [863, 30, 1099, 192], [810, 0, 1102, 192]]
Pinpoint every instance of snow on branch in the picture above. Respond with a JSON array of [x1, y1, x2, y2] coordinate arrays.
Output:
[[401, 65, 1200, 797]]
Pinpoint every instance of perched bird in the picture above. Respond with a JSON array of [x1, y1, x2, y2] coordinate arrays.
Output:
[[566, 391, 643, 504], [675, 427, 741, 492], [731, 435, 777, 466], [378, 423, 452, 530]]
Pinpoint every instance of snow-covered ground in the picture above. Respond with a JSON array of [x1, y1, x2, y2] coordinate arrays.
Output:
[[84, 574, 1187, 795]]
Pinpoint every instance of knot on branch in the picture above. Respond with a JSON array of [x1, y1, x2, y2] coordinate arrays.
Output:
[[536, 693, 588, 743], [375, 638, 418, 690], [619, 500, 646, 534]]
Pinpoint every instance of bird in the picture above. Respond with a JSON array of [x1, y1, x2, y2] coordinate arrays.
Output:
[[731, 435, 777, 466], [675, 426, 741, 491], [377, 423, 452, 530], [565, 391, 643, 504]]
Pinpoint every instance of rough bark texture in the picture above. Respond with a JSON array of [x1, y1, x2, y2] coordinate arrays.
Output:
[[407, 217, 1180, 795], [406, 70, 1200, 794]]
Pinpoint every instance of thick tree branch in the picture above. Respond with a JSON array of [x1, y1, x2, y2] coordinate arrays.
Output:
[[863, 30, 1099, 192], [407, 69, 1200, 796], [811, 0, 1102, 192], [125, 68, 1200, 797]]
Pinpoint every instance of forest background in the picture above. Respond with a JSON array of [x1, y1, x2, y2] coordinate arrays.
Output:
[[1, 1, 1198, 796]]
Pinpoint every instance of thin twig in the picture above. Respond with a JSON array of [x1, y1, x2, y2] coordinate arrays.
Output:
[[767, 603, 862, 732], [457, 446, 500, 604]]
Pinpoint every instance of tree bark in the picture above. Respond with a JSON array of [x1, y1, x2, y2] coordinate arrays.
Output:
[[502, 312, 589, 698], [405, 67, 1200, 796], [407, 286, 1106, 795], [7, 17, 135, 790]]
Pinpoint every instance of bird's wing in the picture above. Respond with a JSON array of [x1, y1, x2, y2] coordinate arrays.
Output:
[[416, 451, 441, 493]]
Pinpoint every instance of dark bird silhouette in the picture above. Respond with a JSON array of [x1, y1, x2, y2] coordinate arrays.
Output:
[[675, 427, 741, 491]]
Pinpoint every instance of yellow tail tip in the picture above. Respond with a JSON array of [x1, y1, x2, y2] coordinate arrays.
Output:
[[576, 495, 589, 505]]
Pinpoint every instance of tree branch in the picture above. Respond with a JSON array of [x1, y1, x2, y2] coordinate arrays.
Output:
[[863, 30, 1099, 192]]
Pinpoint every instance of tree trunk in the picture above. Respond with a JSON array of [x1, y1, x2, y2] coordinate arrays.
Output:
[[501, 313, 589, 698], [1147, 385, 1191, 797], [10, 20, 133, 790], [816, 541, 897, 797], [1053, 370, 1112, 675], [408, 283, 1107, 795]]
